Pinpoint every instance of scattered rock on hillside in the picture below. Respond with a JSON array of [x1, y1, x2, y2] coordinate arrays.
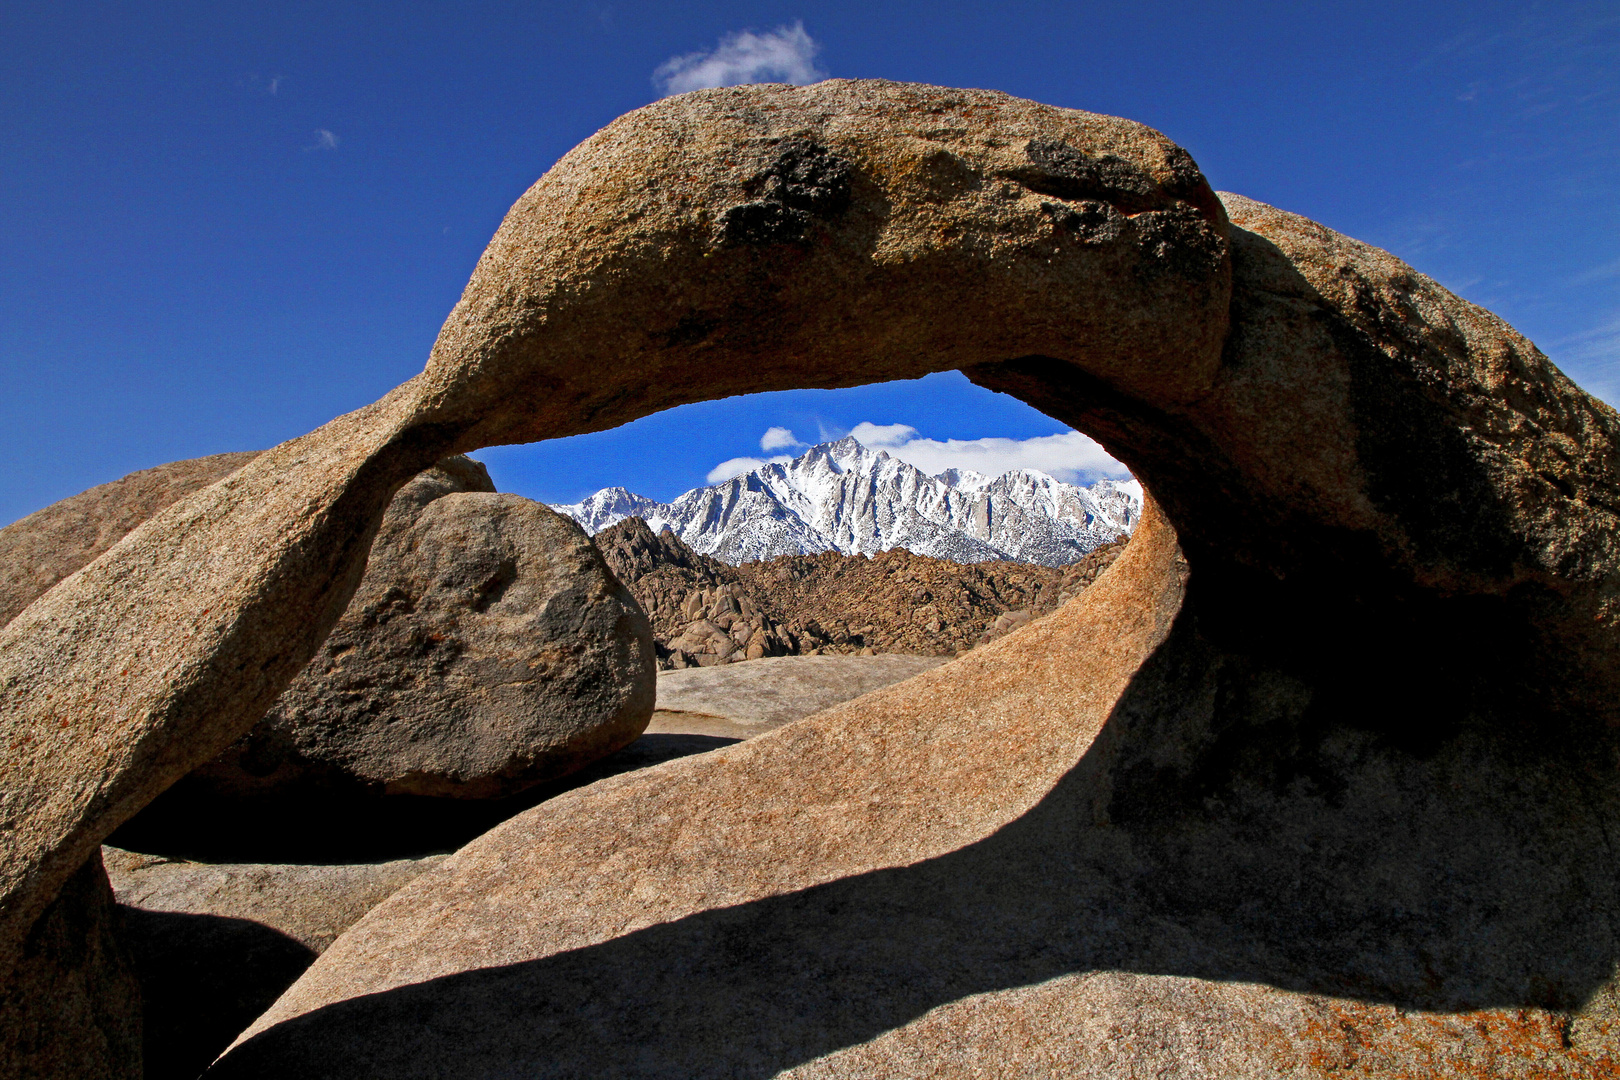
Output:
[[594, 517, 1126, 666], [188, 462, 656, 802], [593, 518, 794, 666], [0, 451, 261, 628], [733, 540, 1127, 657]]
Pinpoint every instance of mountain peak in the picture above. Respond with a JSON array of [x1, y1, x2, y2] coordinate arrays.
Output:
[[552, 439, 1140, 568], [933, 467, 992, 491]]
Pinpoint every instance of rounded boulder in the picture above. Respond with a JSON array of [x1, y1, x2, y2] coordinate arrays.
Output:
[[191, 469, 656, 801]]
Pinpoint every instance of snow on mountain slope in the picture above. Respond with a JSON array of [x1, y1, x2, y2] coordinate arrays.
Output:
[[551, 436, 1140, 567]]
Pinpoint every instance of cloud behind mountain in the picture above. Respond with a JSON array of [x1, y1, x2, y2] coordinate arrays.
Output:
[[704, 423, 1128, 489], [558, 435, 1141, 567]]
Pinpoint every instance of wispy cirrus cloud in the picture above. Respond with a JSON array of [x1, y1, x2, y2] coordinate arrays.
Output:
[[308, 129, 340, 151], [1550, 313, 1620, 406], [1571, 256, 1620, 286], [653, 21, 826, 97]]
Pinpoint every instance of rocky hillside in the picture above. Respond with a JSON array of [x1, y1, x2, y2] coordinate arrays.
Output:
[[594, 517, 1126, 668], [556, 436, 1140, 566]]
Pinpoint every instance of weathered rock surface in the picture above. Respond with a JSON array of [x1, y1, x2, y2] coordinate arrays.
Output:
[[188, 460, 655, 801], [104, 847, 445, 955], [105, 847, 441, 1080], [218, 504, 1620, 1078], [651, 653, 950, 738], [4, 81, 1619, 1076], [0, 451, 260, 628], [211, 498, 1189, 1073], [0, 83, 1226, 982]]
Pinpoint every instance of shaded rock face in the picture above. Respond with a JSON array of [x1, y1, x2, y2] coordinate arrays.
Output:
[[194, 461, 656, 801], [0, 852, 140, 1080], [0, 451, 261, 628], [105, 847, 442, 1080], [215, 507, 1620, 1080], [974, 192, 1620, 737], [4, 82, 1620, 1076]]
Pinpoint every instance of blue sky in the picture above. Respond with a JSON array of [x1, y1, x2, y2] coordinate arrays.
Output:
[[2, 2, 1616, 523]]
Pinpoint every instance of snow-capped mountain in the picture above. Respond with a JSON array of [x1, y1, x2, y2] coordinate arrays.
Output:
[[552, 436, 1141, 567]]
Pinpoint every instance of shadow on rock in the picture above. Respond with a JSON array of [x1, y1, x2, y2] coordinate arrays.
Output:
[[117, 907, 316, 1080], [209, 594, 1620, 1077], [109, 734, 742, 865]]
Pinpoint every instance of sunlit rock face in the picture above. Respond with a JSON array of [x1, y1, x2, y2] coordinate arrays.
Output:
[[0, 451, 262, 628], [3, 81, 1619, 1077]]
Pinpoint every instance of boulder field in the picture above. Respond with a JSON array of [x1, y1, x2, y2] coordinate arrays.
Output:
[[595, 515, 1129, 665], [2, 79, 1619, 1076]]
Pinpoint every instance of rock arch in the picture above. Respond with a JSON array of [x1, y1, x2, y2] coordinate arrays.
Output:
[[3, 81, 1619, 1073]]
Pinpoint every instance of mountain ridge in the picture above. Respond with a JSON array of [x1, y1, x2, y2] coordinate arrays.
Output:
[[552, 436, 1140, 567]]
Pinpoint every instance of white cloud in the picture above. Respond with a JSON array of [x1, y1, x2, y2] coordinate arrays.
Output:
[[851, 425, 1129, 484], [1549, 313, 1620, 407], [847, 422, 918, 448], [706, 454, 793, 484], [653, 22, 826, 97], [760, 426, 805, 452], [707, 457, 764, 483], [705, 423, 1130, 488], [307, 129, 340, 151]]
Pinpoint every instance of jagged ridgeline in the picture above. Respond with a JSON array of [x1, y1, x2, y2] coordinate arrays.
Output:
[[553, 436, 1140, 567]]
